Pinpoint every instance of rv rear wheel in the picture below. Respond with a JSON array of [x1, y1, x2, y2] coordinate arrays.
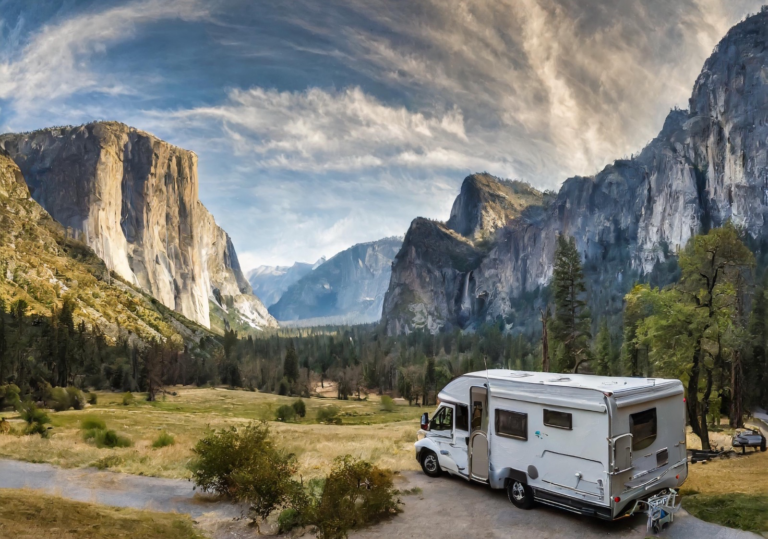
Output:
[[507, 479, 534, 509], [420, 450, 442, 477]]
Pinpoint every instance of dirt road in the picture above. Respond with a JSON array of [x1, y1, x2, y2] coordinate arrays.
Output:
[[0, 459, 759, 538], [348, 471, 760, 539]]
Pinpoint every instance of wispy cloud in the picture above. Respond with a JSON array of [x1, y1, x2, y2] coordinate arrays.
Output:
[[0, 0, 208, 115]]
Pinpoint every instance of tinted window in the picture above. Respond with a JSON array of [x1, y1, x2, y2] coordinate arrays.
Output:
[[495, 410, 527, 440], [630, 408, 657, 450], [455, 404, 469, 431], [471, 400, 484, 431], [543, 409, 572, 430]]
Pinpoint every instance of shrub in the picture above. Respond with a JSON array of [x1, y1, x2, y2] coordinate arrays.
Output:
[[80, 417, 106, 430], [0, 384, 20, 411], [312, 456, 399, 539], [276, 404, 296, 422], [18, 401, 50, 437], [121, 392, 135, 406], [48, 387, 71, 411], [292, 399, 306, 418], [87, 392, 98, 405], [152, 431, 175, 449], [278, 507, 301, 533], [66, 387, 86, 410], [0, 417, 10, 435], [83, 427, 131, 448], [93, 455, 123, 470], [380, 396, 396, 412], [316, 405, 341, 424], [190, 422, 300, 522]]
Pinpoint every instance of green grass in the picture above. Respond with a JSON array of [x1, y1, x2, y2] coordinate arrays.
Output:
[[0, 387, 423, 479], [682, 494, 768, 533], [0, 489, 205, 539]]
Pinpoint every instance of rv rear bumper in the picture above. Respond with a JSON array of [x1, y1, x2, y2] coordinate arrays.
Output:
[[532, 489, 613, 520]]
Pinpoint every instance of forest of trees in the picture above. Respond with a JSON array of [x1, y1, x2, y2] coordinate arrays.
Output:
[[2, 222, 767, 450]]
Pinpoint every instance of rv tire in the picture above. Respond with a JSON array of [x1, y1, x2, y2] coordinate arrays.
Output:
[[420, 450, 442, 477], [507, 479, 534, 509]]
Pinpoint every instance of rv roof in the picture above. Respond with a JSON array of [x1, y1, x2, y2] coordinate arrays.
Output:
[[462, 369, 677, 393]]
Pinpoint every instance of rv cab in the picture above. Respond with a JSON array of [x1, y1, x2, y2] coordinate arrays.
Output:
[[415, 370, 688, 519]]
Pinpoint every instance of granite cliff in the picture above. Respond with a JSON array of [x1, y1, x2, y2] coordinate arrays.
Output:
[[382, 9, 768, 335], [247, 258, 325, 308], [0, 147, 209, 345], [0, 122, 277, 331], [269, 237, 402, 326]]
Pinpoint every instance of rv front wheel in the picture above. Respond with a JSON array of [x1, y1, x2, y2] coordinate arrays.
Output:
[[420, 450, 442, 477], [507, 480, 534, 509]]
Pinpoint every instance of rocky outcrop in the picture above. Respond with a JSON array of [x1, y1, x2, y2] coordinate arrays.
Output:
[[0, 122, 277, 330], [269, 237, 402, 325], [382, 9, 768, 334], [247, 260, 319, 307]]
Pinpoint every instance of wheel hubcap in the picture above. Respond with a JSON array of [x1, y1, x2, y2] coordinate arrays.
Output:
[[425, 455, 437, 472], [512, 482, 525, 501]]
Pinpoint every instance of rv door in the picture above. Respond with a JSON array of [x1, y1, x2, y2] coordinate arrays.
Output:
[[469, 386, 489, 482], [610, 433, 633, 475], [429, 404, 458, 474]]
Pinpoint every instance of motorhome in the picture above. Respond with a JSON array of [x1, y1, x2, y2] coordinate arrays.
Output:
[[415, 370, 688, 519]]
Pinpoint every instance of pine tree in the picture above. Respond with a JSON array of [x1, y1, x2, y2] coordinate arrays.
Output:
[[594, 319, 613, 376], [283, 341, 299, 383], [550, 235, 592, 373], [747, 272, 768, 409]]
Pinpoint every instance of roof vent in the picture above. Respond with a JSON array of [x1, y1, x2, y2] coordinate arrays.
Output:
[[548, 377, 571, 383], [506, 372, 533, 378]]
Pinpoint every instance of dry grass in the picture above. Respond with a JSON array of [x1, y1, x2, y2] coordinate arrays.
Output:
[[0, 489, 205, 539], [0, 387, 423, 479]]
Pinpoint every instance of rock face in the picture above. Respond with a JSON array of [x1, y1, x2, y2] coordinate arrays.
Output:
[[247, 260, 319, 307], [269, 237, 402, 325], [0, 147, 209, 345], [0, 122, 277, 331], [382, 10, 768, 334]]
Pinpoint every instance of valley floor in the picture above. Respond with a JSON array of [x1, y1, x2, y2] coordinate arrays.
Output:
[[0, 387, 423, 479]]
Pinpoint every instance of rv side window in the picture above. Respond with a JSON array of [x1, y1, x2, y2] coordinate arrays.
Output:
[[455, 404, 469, 431], [495, 410, 527, 440], [630, 408, 657, 450], [543, 409, 572, 430]]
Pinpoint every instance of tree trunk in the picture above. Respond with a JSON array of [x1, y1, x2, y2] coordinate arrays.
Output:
[[700, 367, 714, 451], [730, 350, 744, 428], [687, 339, 704, 441]]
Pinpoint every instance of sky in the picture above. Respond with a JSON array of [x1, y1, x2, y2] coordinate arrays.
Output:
[[0, 0, 764, 269]]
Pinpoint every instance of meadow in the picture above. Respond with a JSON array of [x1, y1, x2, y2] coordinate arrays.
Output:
[[0, 387, 424, 479]]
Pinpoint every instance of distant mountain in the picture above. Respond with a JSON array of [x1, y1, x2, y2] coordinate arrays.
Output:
[[382, 10, 768, 335], [269, 238, 402, 325], [0, 122, 278, 333], [247, 257, 326, 307]]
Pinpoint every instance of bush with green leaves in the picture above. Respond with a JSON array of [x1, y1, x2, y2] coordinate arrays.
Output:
[[121, 392, 135, 406], [311, 456, 399, 539], [190, 422, 301, 523], [66, 387, 86, 410], [18, 401, 50, 437], [380, 396, 396, 412], [0, 384, 20, 411], [87, 392, 98, 405], [48, 387, 71, 411], [80, 417, 106, 430], [316, 405, 341, 424], [292, 399, 306, 418], [275, 404, 296, 422], [80, 418, 131, 448], [152, 431, 175, 449]]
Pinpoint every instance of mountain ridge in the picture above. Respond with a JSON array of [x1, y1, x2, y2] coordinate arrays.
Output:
[[0, 121, 277, 333], [382, 9, 768, 335]]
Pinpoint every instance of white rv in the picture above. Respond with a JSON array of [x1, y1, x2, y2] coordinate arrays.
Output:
[[415, 370, 688, 519]]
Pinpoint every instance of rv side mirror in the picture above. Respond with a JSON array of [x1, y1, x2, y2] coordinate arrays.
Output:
[[421, 412, 429, 431]]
